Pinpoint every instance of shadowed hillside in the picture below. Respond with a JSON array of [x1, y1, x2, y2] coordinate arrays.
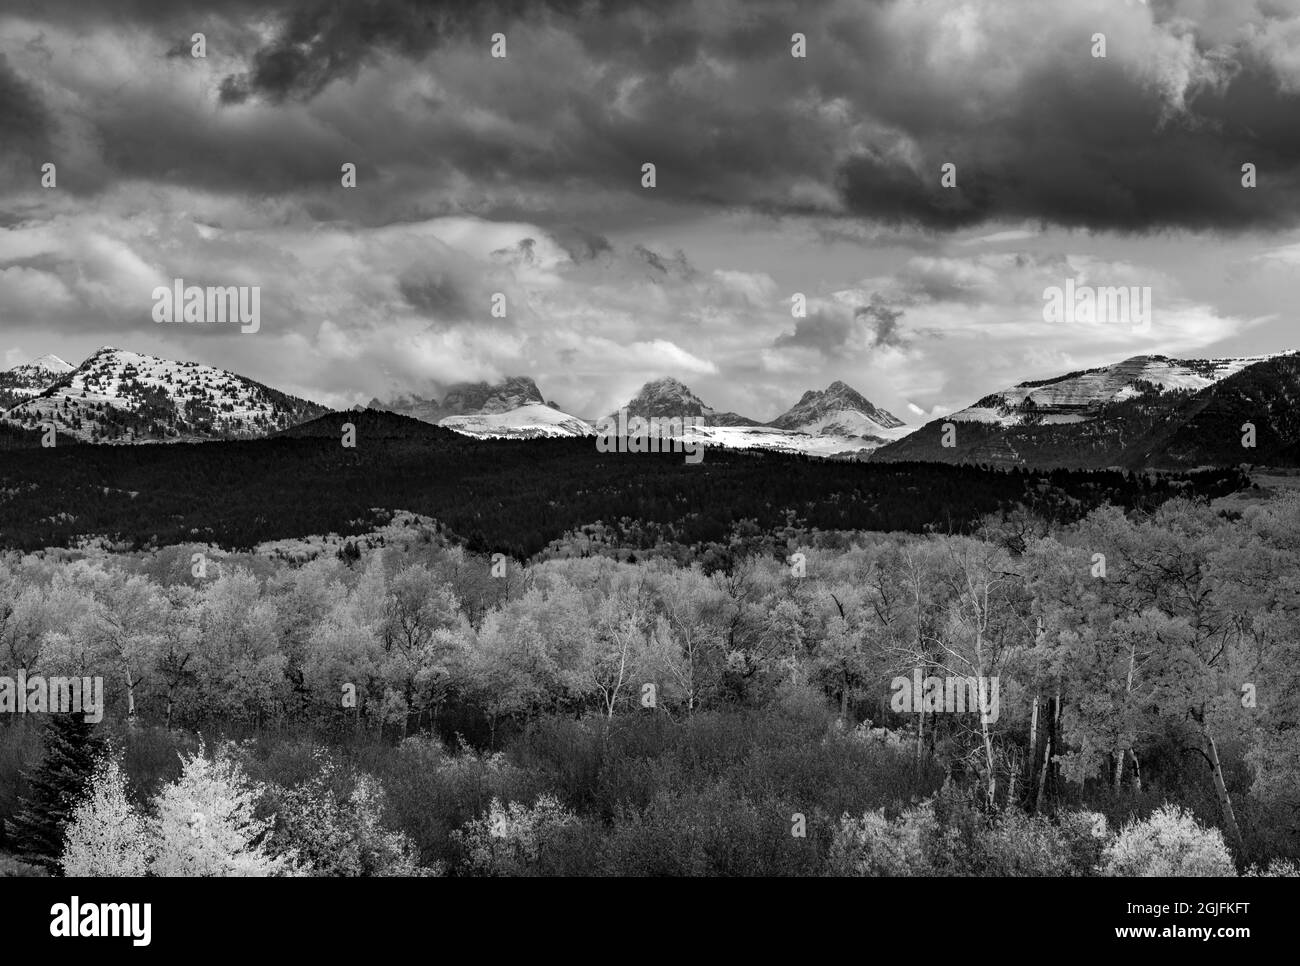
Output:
[[0, 408, 1245, 554]]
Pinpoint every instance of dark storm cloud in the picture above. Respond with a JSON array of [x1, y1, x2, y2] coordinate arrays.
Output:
[[490, 237, 538, 265], [397, 266, 476, 321], [0, 54, 51, 165], [215, 0, 681, 104], [632, 245, 696, 280], [856, 300, 907, 349], [773, 307, 854, 357], [549, 226, 613, 262], [12, 0, 1300, 231]]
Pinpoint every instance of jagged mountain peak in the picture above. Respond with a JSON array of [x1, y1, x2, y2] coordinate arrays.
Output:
[[371, 374, 555, 424], [613, 377, 762, 426], [641, 376, 695, 393], [620, 378, 709, 414], [442, 375, 545, 415], [769, 381, 906, 435]]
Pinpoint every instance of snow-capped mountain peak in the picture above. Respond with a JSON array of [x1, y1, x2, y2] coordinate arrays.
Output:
[[0, 353, 78, 408], [371, 375, 551, 422], [27, 354, 74, 374], [1, 347, 328, 443], [442, 375, 546, 415], [370, 375, 591, 439], [617, 377, 711, 418], [612, 378, 760, 426], [601, 377, 908, 458], [440, 403, 594, 439], [768, 380, 906, 437]]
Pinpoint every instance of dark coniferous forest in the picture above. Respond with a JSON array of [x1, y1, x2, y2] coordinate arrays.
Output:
[[0, 410, 1246, 555]]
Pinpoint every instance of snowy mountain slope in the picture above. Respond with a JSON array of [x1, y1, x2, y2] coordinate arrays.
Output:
[[680, 424, 901, 458], [950, 354, 1277, 426], [440, 403, 594, 438], [768, 381, 906, 437], [874, 351, 1300, 469], [380, 374, 910, 452], [608, 377, 908, 458], [1, 347, 328, 443], [370, 376, 591, 438], [0, 354, 75, 408]]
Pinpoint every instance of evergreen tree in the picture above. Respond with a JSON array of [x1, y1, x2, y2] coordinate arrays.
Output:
[[7, 715, 108, 872]]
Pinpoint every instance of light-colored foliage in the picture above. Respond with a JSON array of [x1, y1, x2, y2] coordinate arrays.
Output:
[[1101, 805, 1236, 877], [149, 744, 293, 877], [827, 803, 937, 876], [453, 794, 579, 876], [270, 752, 431, 876], [60, 757, 151, 877]]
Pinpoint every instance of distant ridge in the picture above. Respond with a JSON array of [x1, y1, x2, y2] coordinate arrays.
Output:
[[874, 351, 1300, 469], [274, 407, 454, 440]]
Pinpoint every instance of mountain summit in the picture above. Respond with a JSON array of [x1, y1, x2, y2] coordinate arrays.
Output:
[[371, 375, 591, 438], [613, 377, 760, 426], [769, 380, 906, 437], [1, 347, 327, 443], [372, 375, 550, 422], [27, 354, 75, 374], [607, 377, 908, 458], [0, 354, 76, 408]]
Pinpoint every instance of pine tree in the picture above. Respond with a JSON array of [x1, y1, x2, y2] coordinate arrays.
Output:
[[7, 715, 108, 872]]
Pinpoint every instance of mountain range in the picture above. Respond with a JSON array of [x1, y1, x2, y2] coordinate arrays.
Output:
[[368, 373, 909, 454], [0, 351, 909, 456], [5, 346, 1300, 470], [604, 376, 911, 458]]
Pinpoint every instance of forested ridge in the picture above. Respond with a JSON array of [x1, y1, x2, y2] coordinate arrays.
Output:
[[0, 410, 1246, 555], [877, 354, 1300, 469]]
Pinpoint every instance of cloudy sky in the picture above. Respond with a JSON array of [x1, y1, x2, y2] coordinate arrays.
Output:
[[3, 0, 1300, 422]]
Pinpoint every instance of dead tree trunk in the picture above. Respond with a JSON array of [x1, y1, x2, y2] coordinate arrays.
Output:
[[1196, 711, 1244, 859]]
